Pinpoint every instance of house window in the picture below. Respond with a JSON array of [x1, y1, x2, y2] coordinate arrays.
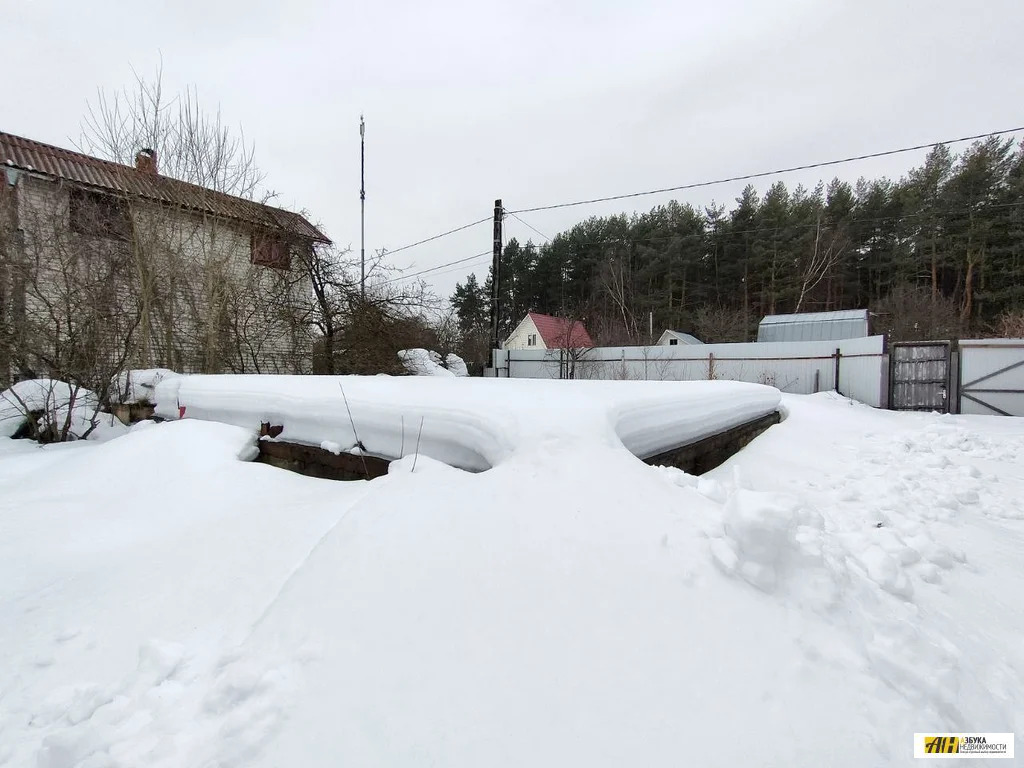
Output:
[[251, 234, 292, 270], [69, 188, 130, 240], [669, 338, 678, 345], [527, 333, 537, 347]]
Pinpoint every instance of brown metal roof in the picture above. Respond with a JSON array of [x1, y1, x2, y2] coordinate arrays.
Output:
[[1, 131, 330, 243]]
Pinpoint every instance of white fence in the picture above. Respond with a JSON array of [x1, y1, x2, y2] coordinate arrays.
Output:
[[494, 336, 887, 407], [957, 339, 1024, 416]]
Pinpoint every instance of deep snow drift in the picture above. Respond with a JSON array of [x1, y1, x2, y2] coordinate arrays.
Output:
[[1, 391, 1023, 766], [0, 420, 370, 767], [154, 375, 782, 470]]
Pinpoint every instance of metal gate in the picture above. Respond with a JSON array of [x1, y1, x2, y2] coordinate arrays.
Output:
[[958, 339, 1024, 416], [889, 341, 952, 412]]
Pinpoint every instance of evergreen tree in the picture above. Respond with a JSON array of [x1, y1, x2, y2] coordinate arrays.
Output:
[[449, 140, 1024, 351], [450, 273, 488, 333]]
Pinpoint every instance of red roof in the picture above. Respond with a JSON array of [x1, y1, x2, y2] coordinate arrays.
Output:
[[528, 312, 594, 348], [1, 131, 329, 243]]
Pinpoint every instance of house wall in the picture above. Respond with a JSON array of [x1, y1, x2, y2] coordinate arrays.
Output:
[[0, 180, 18, 385], [504, 315, 545, 350], [3, 173, 311, 387], [656, 331, 702, 346]]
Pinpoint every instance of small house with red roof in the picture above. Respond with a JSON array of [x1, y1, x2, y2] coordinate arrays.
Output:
[[504, 312, 594, 350]]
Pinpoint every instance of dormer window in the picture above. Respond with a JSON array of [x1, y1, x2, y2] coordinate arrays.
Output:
[[251, 234, 291, 269], [69, 188, 130, 240]]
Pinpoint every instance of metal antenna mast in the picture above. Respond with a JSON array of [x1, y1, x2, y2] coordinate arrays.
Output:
[[360, 115, 366, 299]]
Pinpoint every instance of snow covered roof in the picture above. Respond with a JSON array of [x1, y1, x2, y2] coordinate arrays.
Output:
[[154, 375, 780, 471], [0, 131, 329, 243], [757, 309, 869, 343], [658, 330, 704, 345], [527, 313, 594, 348]]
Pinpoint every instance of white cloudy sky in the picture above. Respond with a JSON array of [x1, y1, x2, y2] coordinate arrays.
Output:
[[6, 0, 1024, 300]]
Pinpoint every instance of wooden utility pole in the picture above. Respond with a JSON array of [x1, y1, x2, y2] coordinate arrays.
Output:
[[490, 199, 504, 358]]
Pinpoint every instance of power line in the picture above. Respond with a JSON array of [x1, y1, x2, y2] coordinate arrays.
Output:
[[508, 126, 1024, 215], [383, 250, 492, 283], [381, 216, 491, 257], [378, 125, 1023, 285], [508, 211, 550, 242], [426, 256, 493, 281], [383, 200, 1024, 285]]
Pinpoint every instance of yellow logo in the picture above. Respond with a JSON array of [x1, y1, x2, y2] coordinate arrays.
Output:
[[916, 732, 1014, 759], [924, 736, 960, 754]]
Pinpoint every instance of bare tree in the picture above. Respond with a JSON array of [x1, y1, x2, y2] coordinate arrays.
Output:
[[1, 179, 143, 427], [692, 305, 752, 343], [794, 217, 846, 313], [548, 315, 595, 380], [78, 60, 269, 202], [599, 253, 640, 342], [288, 242, 440, 374], [73, 65, 316, 375], [6, 66, 440, 389]]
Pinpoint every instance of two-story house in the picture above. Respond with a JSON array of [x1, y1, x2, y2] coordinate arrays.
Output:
[[0, 131, 329, 387]]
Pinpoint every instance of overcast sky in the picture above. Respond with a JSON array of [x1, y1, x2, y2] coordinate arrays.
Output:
[[7, 0, 1024, 301]]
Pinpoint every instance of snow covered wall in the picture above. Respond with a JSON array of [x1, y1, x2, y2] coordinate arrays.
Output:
[[154, 376, 781, 471]]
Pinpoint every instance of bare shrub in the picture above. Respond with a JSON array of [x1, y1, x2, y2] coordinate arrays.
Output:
[[995, 310, 1024, 338], [873, 282, 965, 342], [693, 305, 752, 343]]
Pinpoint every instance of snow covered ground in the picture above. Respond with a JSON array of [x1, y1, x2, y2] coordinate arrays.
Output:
[[1, 388, 1022, 766]]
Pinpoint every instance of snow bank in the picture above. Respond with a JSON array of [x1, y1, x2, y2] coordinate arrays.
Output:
[[702, 394, 1024, 752], [0, 420, 369, 768], [112, 368, 180, 404], [397, 348, 455, 377], [397, 349, 470, 377], [3, 393, 1024, 765], [154, 375, 782, 470], [0, 379, 126, 441], [444, 353, 470, 377]]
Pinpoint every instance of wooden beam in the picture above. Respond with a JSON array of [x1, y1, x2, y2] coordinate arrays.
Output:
[[257, 439, 390, 481], [642, 411, 781, 475]]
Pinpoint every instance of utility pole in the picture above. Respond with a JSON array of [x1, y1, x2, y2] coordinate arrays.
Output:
[[490, 198, 504, 361], [360, 115, 366, 300]]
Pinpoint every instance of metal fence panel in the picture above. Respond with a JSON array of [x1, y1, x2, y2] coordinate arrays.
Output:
[[958, 339, 1024, 416], [498, 336, 886, 407]]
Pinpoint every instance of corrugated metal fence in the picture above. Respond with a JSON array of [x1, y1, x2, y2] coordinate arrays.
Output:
[[957, 339, 1024, 416], [494, 336, 887, 407], [491, 336, 1024, 414]]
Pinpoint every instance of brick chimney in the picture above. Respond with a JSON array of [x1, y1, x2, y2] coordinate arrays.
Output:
[[135, 148, 158, 175]]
